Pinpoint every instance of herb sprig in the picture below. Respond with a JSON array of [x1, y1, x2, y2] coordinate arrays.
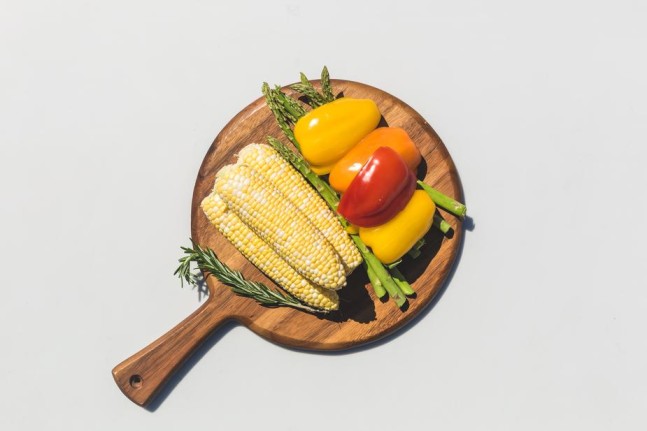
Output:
[[175, 240, 325, 313]]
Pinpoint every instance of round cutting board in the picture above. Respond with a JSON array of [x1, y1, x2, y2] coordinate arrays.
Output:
[[113, 79, 464, 407], [192, 79, 464, 345]]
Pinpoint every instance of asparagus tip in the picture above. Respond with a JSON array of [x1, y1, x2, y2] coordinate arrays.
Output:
[[440, 220, 452, 234]]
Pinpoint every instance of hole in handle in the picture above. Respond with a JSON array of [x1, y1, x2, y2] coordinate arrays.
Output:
[[129, 374, 143, 389]]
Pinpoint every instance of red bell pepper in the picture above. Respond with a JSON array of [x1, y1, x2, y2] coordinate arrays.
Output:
[[337, 146, 416, 227]]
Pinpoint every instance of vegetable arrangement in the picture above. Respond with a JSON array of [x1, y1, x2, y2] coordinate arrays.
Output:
[[177, 67, 467, 314]]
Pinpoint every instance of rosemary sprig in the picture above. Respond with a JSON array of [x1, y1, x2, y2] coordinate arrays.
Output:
[[175, 240, 324, 313]]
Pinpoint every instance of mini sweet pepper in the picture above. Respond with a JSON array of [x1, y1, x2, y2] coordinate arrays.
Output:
[[293, 98, 381, 175], [359, 190, 436, 264]]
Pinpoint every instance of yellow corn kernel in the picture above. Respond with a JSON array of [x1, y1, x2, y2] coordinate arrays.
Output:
[[214, 163, 346, 290], [201, 193, 339, 311], [237, 143, 362, 274]]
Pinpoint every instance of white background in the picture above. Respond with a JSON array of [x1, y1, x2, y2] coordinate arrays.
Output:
[[1, 1, 646, 429]]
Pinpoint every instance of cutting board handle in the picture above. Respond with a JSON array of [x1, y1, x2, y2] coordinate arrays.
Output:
[[112, 298, 229, 406]]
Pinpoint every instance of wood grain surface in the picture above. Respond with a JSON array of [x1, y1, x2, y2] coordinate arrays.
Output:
[[113, 79, 464, 407]]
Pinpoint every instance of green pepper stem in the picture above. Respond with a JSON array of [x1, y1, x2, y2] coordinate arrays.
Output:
[[417, 180, 466, 219]]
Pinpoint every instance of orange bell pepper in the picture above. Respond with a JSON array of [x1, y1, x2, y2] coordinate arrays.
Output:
[[329, 127, 421, 193]]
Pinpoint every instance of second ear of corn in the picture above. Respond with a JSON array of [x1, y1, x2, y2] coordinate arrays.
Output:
[[237, 144, 361, 274], [201, 143, 362, 311]]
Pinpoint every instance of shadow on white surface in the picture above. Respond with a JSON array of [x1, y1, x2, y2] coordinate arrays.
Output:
[[144, 321, 239, 412]]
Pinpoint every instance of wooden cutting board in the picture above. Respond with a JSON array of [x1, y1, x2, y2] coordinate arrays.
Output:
[[112, 79, 464, 407]]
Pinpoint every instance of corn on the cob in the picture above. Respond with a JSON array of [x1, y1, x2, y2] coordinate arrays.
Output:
[[237, 143, 362, 274], [201, 193, 339, 311], [214, 163, 346, 290]]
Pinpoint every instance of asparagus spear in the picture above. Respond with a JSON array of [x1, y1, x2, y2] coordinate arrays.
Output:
[[433, 213, 452, 235], [364, 261, 386, 298], [262, 83, 300, 149], [320, 66, 335, 103], [289, 73, 326, 108], [353, 235, 405, 306], [390, 266, 415, 296], [418, 180, 467, 219]]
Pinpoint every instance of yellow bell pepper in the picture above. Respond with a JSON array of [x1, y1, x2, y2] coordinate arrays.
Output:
[[359, 190, 436, 264], [294, 98, 381, 175]]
